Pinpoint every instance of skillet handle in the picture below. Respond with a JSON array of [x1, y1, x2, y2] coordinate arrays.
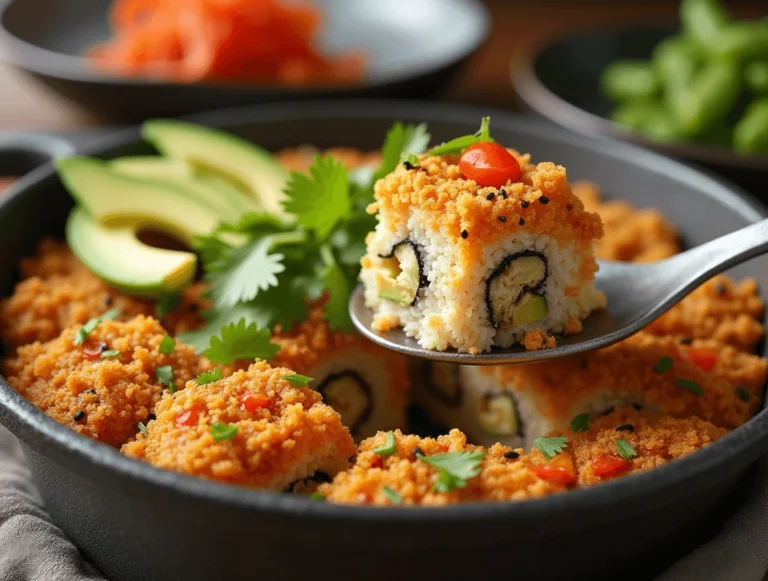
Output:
[[0, 133, 77, 177]]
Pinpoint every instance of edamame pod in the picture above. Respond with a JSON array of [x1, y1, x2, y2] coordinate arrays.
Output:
[[710, 21, 768, 61], [600, 60, 660, 101], [680, 0, 730, 52], [734, 98, 768, 154], [652, 36, 701, 88], [611, 101, 684, 142], [746, 61, 768, 94]]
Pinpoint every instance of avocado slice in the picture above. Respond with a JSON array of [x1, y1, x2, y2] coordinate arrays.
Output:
[[110, 156, 260, 219], [57, 156, 222, 245], [477, 392, 519, 436], [142, 120, 288, 218], [375, 240, 426, 305], [512, 292, 549, 326], [66, 207, 196, 296], [486, 251, 548, 328]]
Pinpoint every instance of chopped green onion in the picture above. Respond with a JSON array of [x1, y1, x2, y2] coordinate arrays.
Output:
[[100, 349, 121, 359], [282, 374, 314, 387], [373, 431, 397, 456], [736, 386, 750, 402], [138, 422, 149, 437], [676, 378, 703, 395], [210, 423, 238, 441], [382, 486, 402, 505], [156, 365, 176, 393], [310, 491, 325, 501], [196, 368, 222, 385], [653, 356, 674, 373]]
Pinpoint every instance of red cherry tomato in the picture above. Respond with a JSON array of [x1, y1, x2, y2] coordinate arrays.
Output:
[[82, 342, 107, 361], [591, 455, 630, 479], [684, 347, 719, 372], [530, 465, 575, 486], [241, 392, 269, 413], [459, 142, 522, 188], [175, 405, 203, 427]]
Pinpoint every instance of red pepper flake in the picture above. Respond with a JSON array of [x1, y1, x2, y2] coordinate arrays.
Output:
[[684, 347, 718, 372], [175, 405, 202, 427], [591, 454, 630, 479], [530, 465, 575, 486], [241, 392, 269, 413], [369, 455, 384, 469]]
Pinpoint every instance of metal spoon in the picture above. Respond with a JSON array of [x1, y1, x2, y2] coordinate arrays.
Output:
[[350, 219, 768, 365]]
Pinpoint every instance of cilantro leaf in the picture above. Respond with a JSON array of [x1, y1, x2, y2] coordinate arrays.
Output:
[[399, 152, 421, 167], [616, 438, 638, 460], [210, 423, 238, 442], [203, 318, 280, 364], [533, 436, 570, 460], [207, 237, 285, 306], [320, 245, 354, 332], [382, 486, 402, 505], [372, 431, 397, 456], [282, 155, 351, 240], [178, 303, 272, 354], [418, 450, 485, 493], [155, 365, 176, 392], [373, 122, 430, 182], [73, 307, 121, 346], [570, 413, 590, 433], [159, 335, 175, 355], [429, 117, 493, 156], [282, 374, 314, 387], [155, 292, 182, 319], [196, 368, 222, 385]]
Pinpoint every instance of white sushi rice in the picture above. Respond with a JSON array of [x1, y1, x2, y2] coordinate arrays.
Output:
[[361, 207, 605, 353]]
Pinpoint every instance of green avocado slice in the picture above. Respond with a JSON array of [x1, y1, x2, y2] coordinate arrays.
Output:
[[512, 292, 549, 326], [66, 207, 196, 296], [57, 156, 222, 245], [142, 120, 289, 218]]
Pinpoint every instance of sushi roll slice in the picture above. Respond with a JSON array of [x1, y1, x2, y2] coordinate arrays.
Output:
[[360, 151, 605, 353], [121, 361, 356, 490], [318, 429, 566, 506], [271, 302, 410, 441]]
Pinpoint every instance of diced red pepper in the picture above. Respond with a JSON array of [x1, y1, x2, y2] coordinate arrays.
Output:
[[241, 392, 269, 413], [591, 454, 630, 479], [175, 405, 202, 427], [684, 347, 719, 372], [530, 465, 575, 486]]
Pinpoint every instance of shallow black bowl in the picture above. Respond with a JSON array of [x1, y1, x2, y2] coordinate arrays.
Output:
[[0, 101, 767, 581], [512, 28, 768, 193], [0, 0, 488, 120]]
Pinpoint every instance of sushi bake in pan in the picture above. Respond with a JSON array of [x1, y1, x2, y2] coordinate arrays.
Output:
[[0, 116, 764, 506]]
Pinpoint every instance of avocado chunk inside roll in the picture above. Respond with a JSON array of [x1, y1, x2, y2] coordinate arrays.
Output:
[[376, 240, 426, 305], [317, 370, 374, 435], [486, 251, 548, 328], [477, 392, 520, 436]]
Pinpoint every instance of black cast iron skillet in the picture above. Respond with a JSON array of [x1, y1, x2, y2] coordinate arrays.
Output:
[[512, 28, 768, 194], [0, 101, 767, 581], [0, 0, 489, 120]]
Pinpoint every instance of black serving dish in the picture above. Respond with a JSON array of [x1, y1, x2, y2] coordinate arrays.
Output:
[[512, 28, 768, 194], [0, 0, 489, 121], [0, 101, 767, 581]]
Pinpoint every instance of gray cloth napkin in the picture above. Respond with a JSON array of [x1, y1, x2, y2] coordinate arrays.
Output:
[[0, 422, 766, 581]]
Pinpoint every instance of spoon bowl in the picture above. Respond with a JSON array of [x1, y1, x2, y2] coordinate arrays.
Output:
[[350, 218, 768, 365]]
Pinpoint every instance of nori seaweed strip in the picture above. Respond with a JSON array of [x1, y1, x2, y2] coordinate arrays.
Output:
[[378, 239, 428, 306], [317, 370, 374, 436], [485, 250, 548, 329], [423, 362, 463, 408]]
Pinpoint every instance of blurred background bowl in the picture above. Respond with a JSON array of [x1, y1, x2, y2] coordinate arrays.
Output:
[[0, 0, 489, 121], [512, 27, 768, 192]]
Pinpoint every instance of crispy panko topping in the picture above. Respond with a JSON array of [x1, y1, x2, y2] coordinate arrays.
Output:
[[556, 408, 727, 487], [275, 147, 380, 174], [122, 362, 356, 490], [320, 429, 564, 506], [498, 331, 766, 430], [574, 181, 680, 262], [3, 316, 201, 447], [646, 275, 765, 352]]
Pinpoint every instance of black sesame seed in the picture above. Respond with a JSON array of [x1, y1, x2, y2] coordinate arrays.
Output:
[[715, 283, 726, 296], [632, 403, 643, 411], [461, 230, 469, 239], [521, 200, 529, 208], [616, 424, 635, 433], [518, 218, 525, 226], [147, 414, 157, 422], [499, 189, 508, 199], [74, 410, 86, 422], [498, 216, 507, 223], [402, 161, 414, 170], [602, 406, 615, 416], [413, 446, 425, 458], [566, 204, 573, 212], [539, 196, 550, 204], [348, 455, 357, 463], [679, 337, 693, 345], [103, 295, 113, 306], [736, 386, 750, 402], [82, 389, 97, 396], [504, 450, 520, 460], [486, 192, 495, 201], [97, 342, 108, 353]]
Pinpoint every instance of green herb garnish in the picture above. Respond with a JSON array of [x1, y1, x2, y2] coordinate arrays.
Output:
[[429, 117, 493, 156], [282, 374, 314, 387], [203, 319, 280, 364], [570, 413, 591, 433], [676, 378, 703, 395], [372, 431, 397, 456], [533, 436, 570, 460], [616, 438, 638, 460], [418, 450, 485, 493], [100, 349, 120, 359], [736, 386, 750, 402], [159, 335, 176, 355], [310, 491, 325, 501], [382, 486, 402, 505], [155, 292, 181, 319], [73, 307, 121, 346], [210, 423, 238, 441], [196, 368, 222, 385], [138, 422, 149, 437], [155, 365, 176, 393], [653, 356, 674, 373], [399, 152, 421, 168], [373, 122, 430, 182]]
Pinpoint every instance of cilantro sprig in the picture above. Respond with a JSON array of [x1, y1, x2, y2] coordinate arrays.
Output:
[[203, 319, 280, 364], [419, 450, 486, 493], [196, 367, 222, 385], [372, 431, 397, 456], [616, 438, 638, 461], [155, 365, 176, 393], [533, 436, 570, 460], [429, 117, 493, 156], [73, 307, 120, 346], [282, 374, 314, 387]]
